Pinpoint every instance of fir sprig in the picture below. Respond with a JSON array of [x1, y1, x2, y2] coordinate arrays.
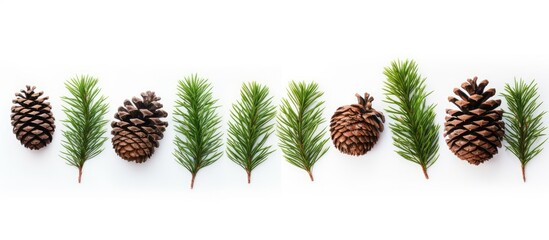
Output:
[[383, 59, 440, 179], [277, 81, 329, 181], [502, 79, 547, 182], [60, 75, 109, 183], [173, 74, 223, 189], [227, 82, 276, 184]]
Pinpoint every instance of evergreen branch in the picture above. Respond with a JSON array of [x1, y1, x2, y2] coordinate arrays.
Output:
[[60, 75, 109, 183], [502, 78, 547, 182], [277, 81, 329, 181], [382, 59, 440, 179], [173, 74, 223, 189], [227, 82, 276, 184]]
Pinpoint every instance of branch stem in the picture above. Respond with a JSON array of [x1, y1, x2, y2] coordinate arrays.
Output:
[[190, 173, 196, 189], [422, 165, 429, 180], [521, 164, 526, 182], [78, 166, 83, 183], [307, 170, 314, 182]]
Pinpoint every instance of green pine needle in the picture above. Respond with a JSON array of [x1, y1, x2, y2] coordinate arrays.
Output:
[[60, 75, 109, 183], [173, 74, 223, 189], [227, 82, 276, 184], [277, 81, 329, 181], [502, 78, 547, 182], [383, 59, 440, 179]]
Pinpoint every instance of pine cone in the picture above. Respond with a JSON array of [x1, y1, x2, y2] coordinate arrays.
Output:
[[111, 91, 168, 163], [330, 93, 385, 156], [11, 86, 55, 150], [444, 77, 505, 165]]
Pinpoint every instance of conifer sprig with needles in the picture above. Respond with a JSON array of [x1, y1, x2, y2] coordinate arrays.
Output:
[[383, 59, 440, 179], [173, 74, 223, 189], [277, 81, 329, 181], [60, 75, 109, 183], [227, 82, 276, 184], [502, 79, 547, 182]]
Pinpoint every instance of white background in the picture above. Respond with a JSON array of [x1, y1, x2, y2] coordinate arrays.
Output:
[[1, 0, 548, 239]]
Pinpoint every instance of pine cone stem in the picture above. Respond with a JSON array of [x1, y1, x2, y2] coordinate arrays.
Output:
[[307, 170, 314, 182], [190, 173, 196, 189], [422, 165, 429, 180]]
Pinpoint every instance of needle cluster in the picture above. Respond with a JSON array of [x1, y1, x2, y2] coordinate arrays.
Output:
[[227, 82, 276, 183], [173, 74, 223, 189], [502, 79, 547, 182], [60, 75, 109, 183], [277, 81, 329, 181], [383, 60, 440, 179]]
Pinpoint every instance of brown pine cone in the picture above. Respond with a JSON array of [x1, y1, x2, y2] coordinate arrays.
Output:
[[11, 86, 55, 150], [330, 93, 385, 156], [111, 91, 168, 163], [444, 77, 505, 165]]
